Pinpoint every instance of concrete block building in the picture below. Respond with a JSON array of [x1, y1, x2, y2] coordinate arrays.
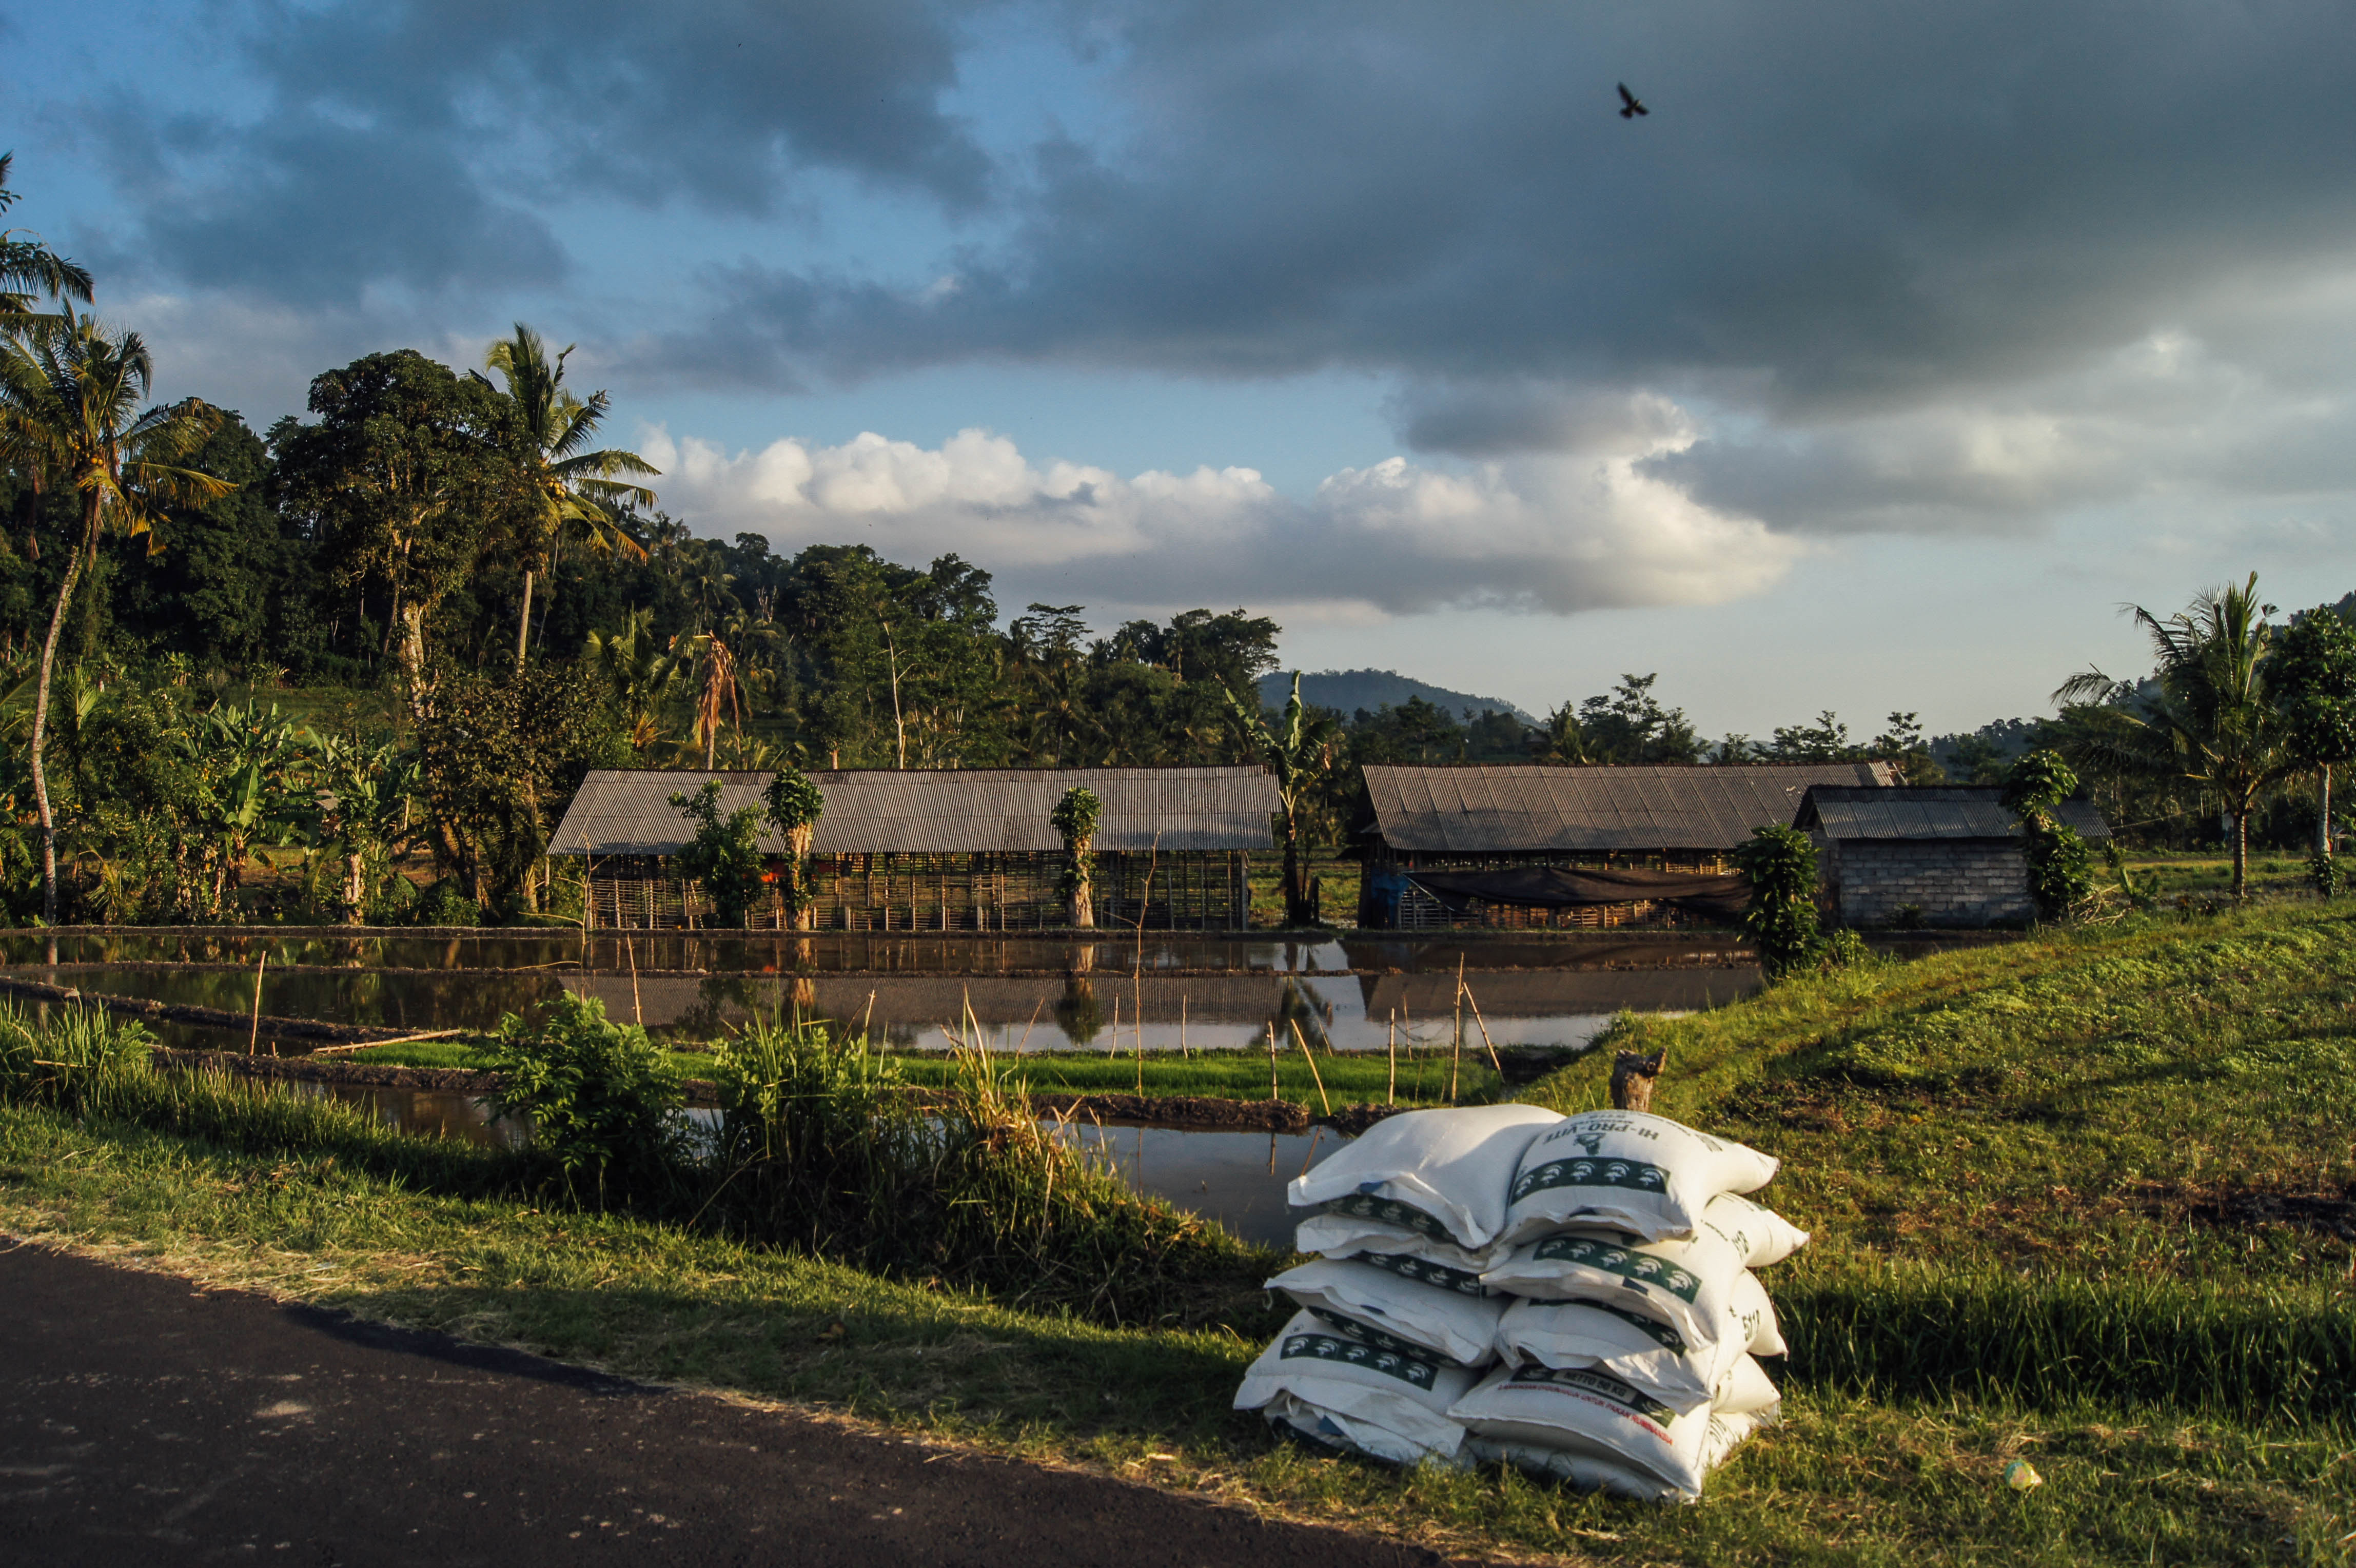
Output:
[[1797, 786, 2111, 928]]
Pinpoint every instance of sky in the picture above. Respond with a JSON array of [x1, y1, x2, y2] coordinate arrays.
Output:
[[10, 0, 2356, 741]]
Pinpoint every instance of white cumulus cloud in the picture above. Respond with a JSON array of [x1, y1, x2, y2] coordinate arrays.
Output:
[[637, 397, 1801, 620]]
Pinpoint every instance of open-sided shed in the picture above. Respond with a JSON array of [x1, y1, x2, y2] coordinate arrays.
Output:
[[1798, 785, 2111, 927], [548, 766, 1278, 931], [1356, 762, 1900, 929]]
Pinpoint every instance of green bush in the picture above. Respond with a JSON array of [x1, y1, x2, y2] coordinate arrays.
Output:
[[2006, 749, 2096, 920], [670, 779, 765, 928], [0, 1005, 154, 1111], [469, 993, 686, 1194], [1734, 824, 1823, 979]]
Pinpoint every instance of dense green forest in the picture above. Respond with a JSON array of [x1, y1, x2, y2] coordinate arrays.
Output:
[[3, 160, 2352, 926]]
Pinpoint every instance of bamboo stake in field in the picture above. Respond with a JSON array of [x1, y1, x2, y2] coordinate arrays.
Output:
[[1289, 1017, 1330, 1116], [1268, 1022, 1279, 1102], [1179, 994, 1188, 1060], [1111, 996, 1121, 1059], [624, 936, 642, 1027], [1450, 957, 1464, 1104], [1387, 1010, 1397, 1104], [248, 953, 266, 1055], [1460, 975, 1504, 1072]]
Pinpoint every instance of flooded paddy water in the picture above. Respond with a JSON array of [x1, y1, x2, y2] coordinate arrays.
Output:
[[10, 927, 1988, 1241]]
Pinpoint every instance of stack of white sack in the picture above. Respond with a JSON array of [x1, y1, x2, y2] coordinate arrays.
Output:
[[1452, 1110, 1809, 1501], [1233, 1105, 1562, 1467]]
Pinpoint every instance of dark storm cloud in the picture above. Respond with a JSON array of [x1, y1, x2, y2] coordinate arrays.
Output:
[[650, 0, 2356, 415], [104, 0, 988, 303]]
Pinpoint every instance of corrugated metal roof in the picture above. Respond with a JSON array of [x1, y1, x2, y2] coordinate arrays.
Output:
[[1361, 763, 1901, 853], [1801, 786, 2111, 841], [548, 767, 1279, 856]]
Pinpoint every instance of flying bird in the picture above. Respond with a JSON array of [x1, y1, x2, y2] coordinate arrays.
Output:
[[1617, 83, 1648, 119]]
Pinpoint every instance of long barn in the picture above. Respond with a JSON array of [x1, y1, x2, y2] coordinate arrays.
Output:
[[547, 766, 1278, 931], [1356, 762, 1900, 929]]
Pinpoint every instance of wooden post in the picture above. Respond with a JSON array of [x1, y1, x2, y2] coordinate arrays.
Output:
[[1461, 977, 1505, 1073], [1290, 1018, 1330, 1116], [1387, 1011, 1397, 1104], [1180, 994, 1188, 1060], [1268, 1022, 1280, 1103], [1450, 961, 1464, 1104], [247, 953, 266, 1055], [1611, 1048, 1668, 1113]]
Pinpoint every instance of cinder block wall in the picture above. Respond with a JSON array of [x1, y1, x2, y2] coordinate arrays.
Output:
[[1833, 840, 2033, 927]]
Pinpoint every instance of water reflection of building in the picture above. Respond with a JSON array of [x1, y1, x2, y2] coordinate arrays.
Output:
[[1355, 763, 1897, 930], [549, 767, 1275, 932]]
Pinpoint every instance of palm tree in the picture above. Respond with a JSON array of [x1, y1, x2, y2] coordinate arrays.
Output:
[[0, 309, 228, 919], [584, 609, 681, 755], [2055, 573, 2290, 900], [480, 325, 659, 672], [0, 153, 95, 334]]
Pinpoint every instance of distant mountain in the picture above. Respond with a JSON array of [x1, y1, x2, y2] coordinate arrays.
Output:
[[1256, 669, 1539, 726]]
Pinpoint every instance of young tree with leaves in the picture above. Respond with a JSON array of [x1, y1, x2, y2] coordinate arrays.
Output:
[[1733, 824, 1822, 980], [670, 780, 766, 929], [0, 310, 228, 920], [2271, 605, 2356, 893], [1227, 672, 1332, 925], [1050, 785, 1101, 929], [2001, 749, 2094, 920], [762, 766, 825, 929]]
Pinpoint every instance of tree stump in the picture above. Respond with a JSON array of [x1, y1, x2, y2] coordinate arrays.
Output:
[[1610, 1048, 1668, 1112]]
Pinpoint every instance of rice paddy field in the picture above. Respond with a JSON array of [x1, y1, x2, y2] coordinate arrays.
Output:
[[4, 900, 2352, 1564]]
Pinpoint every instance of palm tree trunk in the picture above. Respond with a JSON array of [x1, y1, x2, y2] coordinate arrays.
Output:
[[2233, 792, 2251, 901], [513, 568, 534, 675], [28, 532, 89, 925]]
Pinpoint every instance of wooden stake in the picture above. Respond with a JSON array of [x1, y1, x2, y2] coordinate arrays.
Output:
[[1268, 1022, 1279, 1103], [1289, 1017, 1330, 1116], [624, 936, 642, 1027], [248, 953, 266, 1055], [1610, 1048, 1669, 1113], [308, 1028, 468, 1056], [1450, 959, 1463, 1104], [1387, 1011, 1397, 1104], [1461, 976, 1504, 1073], [1180, 994, 1188, 1060]]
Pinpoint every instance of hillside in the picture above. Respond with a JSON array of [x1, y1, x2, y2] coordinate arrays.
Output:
[[1255, 668, 1538, 724]]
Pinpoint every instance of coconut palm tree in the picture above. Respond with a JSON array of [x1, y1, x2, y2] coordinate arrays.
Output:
[[480, 324, 659, 672], [584, 608, 681, 756], [0, 153, 94, 334], [2055, 573, 2290, 901], [0, 309, 228, 919]]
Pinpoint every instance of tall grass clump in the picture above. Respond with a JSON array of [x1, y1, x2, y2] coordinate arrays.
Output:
[[0, 1002, 516, 1189], [709, 1018, 1264, 1324]]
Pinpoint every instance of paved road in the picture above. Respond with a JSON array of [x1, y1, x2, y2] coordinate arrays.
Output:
[[1, 1242, 1449, 1567]]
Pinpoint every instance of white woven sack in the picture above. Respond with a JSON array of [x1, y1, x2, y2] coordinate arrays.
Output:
[[1235, 1310, 1478, 1466], [1293, 1208, 1499, 1274], [1715, 1354, 1780, 1417], [1266, 1256, 1503, 1367], [1501, 1111, 1777, 1244], [1493, 1270, 1783, 1413], [1482, 1193, 1801, 1351], [1463, 1406, 1773, 1503], [1706, 1191, 1811, 1268], [1290, 1104, 1563, 1252], [1451, 1364, 1776, 1500]]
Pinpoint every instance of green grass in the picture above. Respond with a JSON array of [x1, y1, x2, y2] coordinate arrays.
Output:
[[2121, 851, 2318, 903], [344, 1040, 1507, 1108], [10, 906, 2356, 1561]]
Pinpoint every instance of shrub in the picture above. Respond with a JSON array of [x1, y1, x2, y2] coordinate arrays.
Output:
[[1735, 824, 1823, 980], [2005, 750, 2096, 920], [469, 993, 685, 1195], [670, 779, 765, 928]]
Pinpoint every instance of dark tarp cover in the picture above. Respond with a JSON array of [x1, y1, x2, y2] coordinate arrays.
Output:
[[1404, 866, 1751, 920]]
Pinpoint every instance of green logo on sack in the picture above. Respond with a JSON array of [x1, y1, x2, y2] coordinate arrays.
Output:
[[1316, 1193, 1454, 1241], [1307, 1307, 1434, 1363], [1507, 1363, 1676, 1423], [1530, 1234, 1701, 1304], [1354, 1250, 1488, 1296], [1280, 1330, 1438, 1390], [1510, 1154, 1670, 1206]]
